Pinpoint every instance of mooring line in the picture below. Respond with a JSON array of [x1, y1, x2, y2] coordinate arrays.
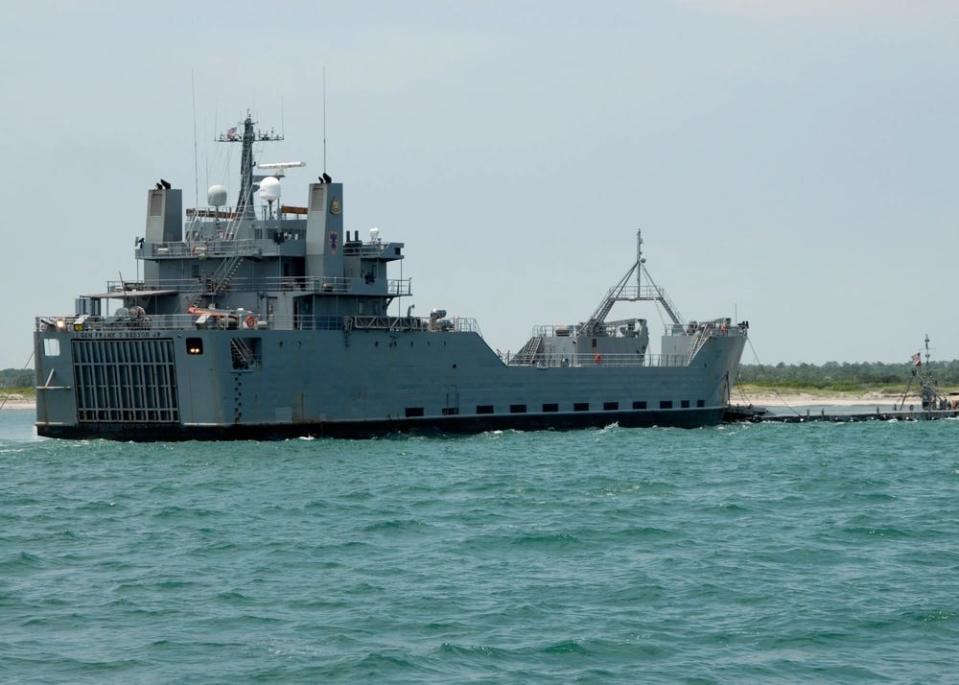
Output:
[[744, 338, 802, 417], [0, 351, 34, 412]]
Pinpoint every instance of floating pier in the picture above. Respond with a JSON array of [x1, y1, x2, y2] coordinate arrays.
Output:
[[724, 405, 959, 424]]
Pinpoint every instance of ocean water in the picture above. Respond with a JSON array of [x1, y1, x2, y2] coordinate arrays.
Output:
[[1, 408, 958, 684]]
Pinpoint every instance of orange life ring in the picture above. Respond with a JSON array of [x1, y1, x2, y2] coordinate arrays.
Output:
[[245, 314, 257, 329], [594, 354, 603, 364]]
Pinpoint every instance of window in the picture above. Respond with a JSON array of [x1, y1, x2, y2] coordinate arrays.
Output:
[[542, 403, 559, 413], [633, 401, 647, 410], [405, 407, 424, 417], [43, 338, 60, 357], [574, 402, 589, 412], [697, 400, 705, 408], [186, 337, 203, 355], [603, 401, 619, 411], [476, 405, 494, 415], [681, 400, 690, 409], [660, 400, 673, 409], [442, 407, 459, 416], [510, 404, 527, 414]]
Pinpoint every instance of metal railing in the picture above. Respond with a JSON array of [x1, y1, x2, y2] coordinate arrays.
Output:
[[139, 239, 260, 259], [529, 321, 647, 338], [508, 352, 689, 368], [342, 242, 398, 258], [105, 277, 413, 297], [36, 311, 478, 335]]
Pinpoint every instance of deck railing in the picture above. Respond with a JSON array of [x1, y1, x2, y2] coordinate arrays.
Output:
[[36, 311, 476, 335], [105, 277, 412, 297], [507, 352, 689, 368]]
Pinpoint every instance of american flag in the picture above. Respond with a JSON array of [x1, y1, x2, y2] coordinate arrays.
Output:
[[912, 352, 922, 367]]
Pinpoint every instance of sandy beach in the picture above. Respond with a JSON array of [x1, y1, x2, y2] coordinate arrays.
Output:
[[0, 395, 35, 409], [735, 390, 917, 408]]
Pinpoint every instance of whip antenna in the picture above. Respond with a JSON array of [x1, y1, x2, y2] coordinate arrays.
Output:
[[191, 69, 199, 209], [323, 66, 327, 174]]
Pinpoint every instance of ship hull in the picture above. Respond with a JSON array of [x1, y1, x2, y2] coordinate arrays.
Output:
[[33, 327, 744, 441], [35, 407, 726, 441]]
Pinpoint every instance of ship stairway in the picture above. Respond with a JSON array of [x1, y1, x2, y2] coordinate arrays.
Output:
[[511, 336, 543, 365], [686, 328, 711, 365], [230, 337, 256, 369], [208, 254, 246, 296]]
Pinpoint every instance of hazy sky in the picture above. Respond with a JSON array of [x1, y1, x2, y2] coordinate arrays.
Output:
[[2, 1, 957, 368]]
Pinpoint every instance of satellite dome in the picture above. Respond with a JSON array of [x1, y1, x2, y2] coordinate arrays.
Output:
[[207, 184, 228, 207], [259, 176, 281, 202]]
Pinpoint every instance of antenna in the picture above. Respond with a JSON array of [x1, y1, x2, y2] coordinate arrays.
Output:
[[636, 229, 643, 291], [323, 65, 327, 174], [191, 69, 199, 210]]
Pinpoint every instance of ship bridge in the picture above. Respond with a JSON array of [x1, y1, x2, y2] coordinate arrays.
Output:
[[61, 112, 473, 335]]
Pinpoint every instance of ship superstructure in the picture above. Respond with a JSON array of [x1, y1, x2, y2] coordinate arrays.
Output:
[[33, 114, 747, 439]]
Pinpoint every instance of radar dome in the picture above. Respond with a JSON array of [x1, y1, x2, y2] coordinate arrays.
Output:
[[207, 184, 228, 207], [259, 176, 281, 203]]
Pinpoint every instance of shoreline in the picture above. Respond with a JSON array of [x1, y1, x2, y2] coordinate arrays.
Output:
[[735, 390, 917, 408], [0, 399, 35, 409]]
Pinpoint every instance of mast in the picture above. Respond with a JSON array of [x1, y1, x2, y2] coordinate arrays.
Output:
[[238, 114, 255, 219], [217, 111, 283, 221], [579, 233, 683, 336]]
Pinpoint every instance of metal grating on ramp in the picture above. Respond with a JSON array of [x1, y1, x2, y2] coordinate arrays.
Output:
[[72, 338, 179, 423]]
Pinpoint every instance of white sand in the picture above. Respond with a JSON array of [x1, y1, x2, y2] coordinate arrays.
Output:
[[0, 395, 35, 409], [736, 391, 914, 408]]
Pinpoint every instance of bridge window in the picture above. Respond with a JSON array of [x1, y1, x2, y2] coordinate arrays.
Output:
[[405, 407, 424, 417], [681, 400, 690, 409], [442, 407, 459, 416], [510, 404, 527, 414], [43, 338, 60, 357], [660, 400, 673, 409], [542, 403, 559, 413], [186, 338, 203, 355], [697, 400, 705, 408], [574, 402, 589, 412], [476, 405, 494, 414], [603, 401, 619, 411], [633, 401, 647, 410]]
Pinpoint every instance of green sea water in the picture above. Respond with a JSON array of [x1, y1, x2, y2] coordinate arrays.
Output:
[[1, 407, 957, 683]]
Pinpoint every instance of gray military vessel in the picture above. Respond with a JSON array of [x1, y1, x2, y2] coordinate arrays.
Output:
[[33, 114, 747, 440]]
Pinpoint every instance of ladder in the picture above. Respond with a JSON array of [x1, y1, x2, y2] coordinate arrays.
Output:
[[208, 254, 245, 296], [511, 336, 543, 365], [230, 337, 256, 369]]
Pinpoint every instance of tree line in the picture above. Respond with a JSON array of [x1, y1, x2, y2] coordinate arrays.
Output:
[[736, 360, 959, 390], [1, 368, 34, 388]]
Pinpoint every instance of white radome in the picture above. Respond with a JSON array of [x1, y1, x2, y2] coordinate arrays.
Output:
[[259, 176, 281, 202], [207, 184, 228, 207]]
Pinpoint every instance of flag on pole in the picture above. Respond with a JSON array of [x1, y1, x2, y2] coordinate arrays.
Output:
[[912, 352, 922, 367], [227, 127, 237, 140]]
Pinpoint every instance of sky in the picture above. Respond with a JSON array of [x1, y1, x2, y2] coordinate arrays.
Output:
[[1, 0, 957, 368]]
